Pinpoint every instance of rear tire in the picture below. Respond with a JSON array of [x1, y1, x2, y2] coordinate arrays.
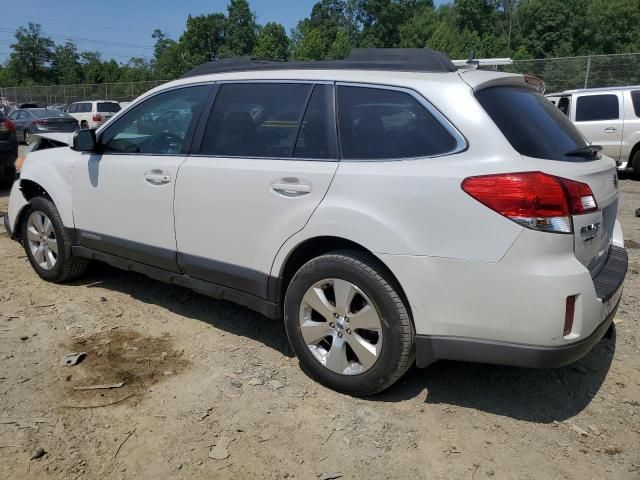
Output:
[[21, 196, 88, 283], [632, 150, 640, 180], [284, 250, 414, 396], [24, 129, 33, 145], [80, 121, 88, 129]]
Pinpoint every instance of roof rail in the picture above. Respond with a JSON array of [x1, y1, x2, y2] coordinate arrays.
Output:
[[181, 48, 457, 78]]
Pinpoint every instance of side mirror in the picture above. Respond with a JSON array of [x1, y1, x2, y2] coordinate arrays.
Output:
[[72, 128, 98, 152]]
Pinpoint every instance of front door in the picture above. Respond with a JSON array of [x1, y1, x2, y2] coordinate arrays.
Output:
[[72, 84, 211, 272], [573, 92, 623, 161], [174, 82, 339, 299]]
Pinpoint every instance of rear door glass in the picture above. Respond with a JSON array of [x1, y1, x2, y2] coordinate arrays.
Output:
[[575, 94, 619, 121], [200, 83, 312, 158], [476, 86, 590, 162]]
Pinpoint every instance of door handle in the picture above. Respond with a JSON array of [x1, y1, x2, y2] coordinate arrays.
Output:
[[604, 127, 617, 133], [144, 170, 172, 185], [271, 179, 312, 196]]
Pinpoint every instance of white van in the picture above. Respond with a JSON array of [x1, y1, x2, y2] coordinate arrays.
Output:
[[68, 100, 121, 129], [547, 86, 640, 177]]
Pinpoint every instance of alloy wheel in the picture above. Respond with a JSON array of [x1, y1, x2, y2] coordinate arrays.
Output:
[[299, 278, 383, 375], [26, 211, 58, 271]]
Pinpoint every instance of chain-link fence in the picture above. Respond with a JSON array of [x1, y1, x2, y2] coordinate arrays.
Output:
[[1, 53, 640, 106], [498, 53, 640, 93], [0, 80, 167, 107]]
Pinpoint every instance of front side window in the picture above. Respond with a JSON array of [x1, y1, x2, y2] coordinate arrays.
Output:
[[575, 94, 619, 122], [200, 83, 313, 157], [337, 86, 457, 159], [101, 85, 209, 155], [557, 97, 570, 117], [631, 90, 640, 117]]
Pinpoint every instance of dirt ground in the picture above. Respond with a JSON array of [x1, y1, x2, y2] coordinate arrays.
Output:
[[0, 174, 639, 480]]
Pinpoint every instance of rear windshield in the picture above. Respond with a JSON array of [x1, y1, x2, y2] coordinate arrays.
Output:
[[476, 86, 590, 162], [98, 102, 121, 113], [31, 108, 71, 118]]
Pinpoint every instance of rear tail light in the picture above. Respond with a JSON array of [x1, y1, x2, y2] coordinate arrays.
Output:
[[0, 119, 16, 132], [461, 171, 598, 234], [92, 114, 102, 122], [33, 119, 49, 125], [564, 295, 577, 336]]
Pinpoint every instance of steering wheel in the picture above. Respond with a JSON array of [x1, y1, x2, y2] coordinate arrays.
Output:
[[149, 132, 182, 153]]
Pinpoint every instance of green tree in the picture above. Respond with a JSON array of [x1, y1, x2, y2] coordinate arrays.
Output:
[[51, 41, 82, 84], [220, 0, 258, 57], [328, 28, 353, 59], [357, 0, 433, 48], [253, 22, 289, 61], [180, 13, 226, 67], [291, 27, 325, 60], [6, 23, 55, 84], [584, 0, 640, 54], [399, 5, 439, 48], [515, 0, 579, 58]]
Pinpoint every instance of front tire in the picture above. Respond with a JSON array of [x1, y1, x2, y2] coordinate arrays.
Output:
[[284, 250, 414, 396], [21, 197, 88, 282], [24, 129, 33, 145]]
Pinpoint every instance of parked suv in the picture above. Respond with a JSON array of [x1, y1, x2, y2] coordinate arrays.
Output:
[[5, 50, 627, 395], [547, 86, 640, 177], [68, 100, 121, 129]]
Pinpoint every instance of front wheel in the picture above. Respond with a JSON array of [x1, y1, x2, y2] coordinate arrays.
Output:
[[21, 197, 88, 282], [284, 250, 414, 396]]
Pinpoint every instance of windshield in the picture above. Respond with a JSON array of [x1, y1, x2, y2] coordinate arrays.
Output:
[[31, 108, 71, 118], [476, 86, 592, 162], [98, 102, 121, 113]]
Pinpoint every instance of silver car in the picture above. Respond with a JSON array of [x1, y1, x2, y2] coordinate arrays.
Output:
[[7, 108, 79, 145]]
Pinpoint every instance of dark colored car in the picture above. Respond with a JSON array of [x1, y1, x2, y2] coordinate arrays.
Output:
[[0, 110, 18, 187], [7, 108, 79, 145]]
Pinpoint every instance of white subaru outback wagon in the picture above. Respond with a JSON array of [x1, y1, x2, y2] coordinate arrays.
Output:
[[5, 49, 628, 395]]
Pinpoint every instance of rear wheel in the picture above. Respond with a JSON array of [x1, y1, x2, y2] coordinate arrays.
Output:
[[80, 120, 88, 129], [24, 129, 33, 145], [21, 197, 88, 282], [284, 250, 414, 396]]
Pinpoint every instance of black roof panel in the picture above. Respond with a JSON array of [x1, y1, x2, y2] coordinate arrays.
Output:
[[181, 48, 457, 79]]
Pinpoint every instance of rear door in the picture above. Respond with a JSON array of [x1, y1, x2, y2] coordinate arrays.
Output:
[[174, 82, 338, 300], [476, 85, 619, 277], [572, 92, 623, 162]]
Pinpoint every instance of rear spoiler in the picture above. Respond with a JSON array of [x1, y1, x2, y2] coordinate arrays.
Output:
[[458, 69, 546, 94]]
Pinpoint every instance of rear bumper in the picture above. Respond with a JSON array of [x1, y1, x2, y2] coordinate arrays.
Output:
[[413, 245, 627, 368], [415, 294, 620, 368]]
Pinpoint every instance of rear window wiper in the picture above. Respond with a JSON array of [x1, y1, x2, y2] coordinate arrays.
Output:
[[564, 145, 602, 158]]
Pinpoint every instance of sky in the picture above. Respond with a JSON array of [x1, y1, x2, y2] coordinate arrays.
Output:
[[0, 0, 448, 64]]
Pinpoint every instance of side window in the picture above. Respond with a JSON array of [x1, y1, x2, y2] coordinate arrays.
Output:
[[8, 111, 18, 120], [631, 91, 640, 117], [557, 97, 570, 117], [337, 85, 458, 159], [83, 103, 92, 113], [293, 84, 335, 159], [200, 83, 312, 157], [101, 85, 209, 155], [575, 94, 619, 122]]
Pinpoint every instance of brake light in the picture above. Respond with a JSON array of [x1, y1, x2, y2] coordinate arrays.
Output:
[[0, 119, 15, 132], [461, 172, 598, 234], [93, 114, 102, 122], [33, 119, 48, 125]]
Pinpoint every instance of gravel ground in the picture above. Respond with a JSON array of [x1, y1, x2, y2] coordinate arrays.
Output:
[[0, 173, 639, 480]]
